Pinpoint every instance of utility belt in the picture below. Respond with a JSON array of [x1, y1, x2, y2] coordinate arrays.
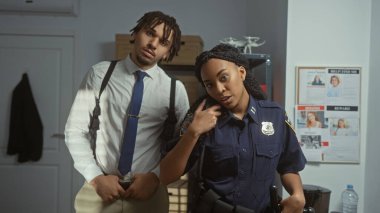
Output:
[[194, 189, 254, 213]]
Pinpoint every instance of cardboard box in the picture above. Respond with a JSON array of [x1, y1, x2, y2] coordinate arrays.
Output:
[[115, 34, 203, 65], [168, 179, 188, 196], [167, 179, 188, 213], [115, 34, 134, 60]]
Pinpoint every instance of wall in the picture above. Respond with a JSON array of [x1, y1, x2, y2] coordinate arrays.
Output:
[[364, 0, 380, 212], [287, 0, 372, 212], [0, 0, 248, 88], [246, 0, 288, 105]]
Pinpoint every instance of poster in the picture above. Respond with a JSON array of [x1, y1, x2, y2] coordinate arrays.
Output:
[[296, 67, 361, 163]]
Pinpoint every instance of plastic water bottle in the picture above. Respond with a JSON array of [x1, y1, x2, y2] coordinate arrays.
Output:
[[341, 184, 358, 213]]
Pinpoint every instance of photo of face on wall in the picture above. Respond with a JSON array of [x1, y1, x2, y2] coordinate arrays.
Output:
[[297, 110, 325, 129], [300, 135, 321, 149], [327, 75, 342, 97], [311, 74, 325, 86], [329, 118, 359, 136]]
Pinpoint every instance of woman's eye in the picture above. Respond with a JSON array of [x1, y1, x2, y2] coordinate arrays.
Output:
[[220, 74, 229, 82], [205, 83, 212, 89]]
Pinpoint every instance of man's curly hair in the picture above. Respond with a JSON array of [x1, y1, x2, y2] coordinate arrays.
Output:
[[130, 11, 181, 62], [194, 43, 266, 100]]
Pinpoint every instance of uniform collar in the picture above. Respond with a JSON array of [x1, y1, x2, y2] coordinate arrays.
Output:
[[122, 55, 160, 79], [246, 95, 259, 124], [217, 95, 259, 128]]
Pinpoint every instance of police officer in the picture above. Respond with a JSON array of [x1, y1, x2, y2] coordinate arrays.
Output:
[[160, 44, 306, 213]]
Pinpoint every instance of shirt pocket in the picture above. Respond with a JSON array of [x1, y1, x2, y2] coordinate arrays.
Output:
[[254, 143, 280, 181], [202, 146, 238, 181]]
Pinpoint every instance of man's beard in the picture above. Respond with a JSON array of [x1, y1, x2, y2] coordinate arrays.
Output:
[[135, 52, 154, 67]]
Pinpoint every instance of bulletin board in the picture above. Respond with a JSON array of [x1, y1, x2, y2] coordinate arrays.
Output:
[[295, 66, 361, 163]]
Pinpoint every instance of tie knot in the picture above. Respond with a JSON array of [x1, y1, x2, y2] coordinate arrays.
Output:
[[135, 70, 146, 81]]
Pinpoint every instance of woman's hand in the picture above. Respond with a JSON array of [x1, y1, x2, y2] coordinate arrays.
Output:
[[280, 193, 305, 213], [187, 99, 221, 137]]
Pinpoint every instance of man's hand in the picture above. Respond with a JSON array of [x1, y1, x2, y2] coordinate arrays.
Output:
[[123, 172, 160, 200], [90, 174, 124, 202]]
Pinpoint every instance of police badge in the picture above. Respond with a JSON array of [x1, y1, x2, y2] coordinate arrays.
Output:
[[261, 122, 274, 136]]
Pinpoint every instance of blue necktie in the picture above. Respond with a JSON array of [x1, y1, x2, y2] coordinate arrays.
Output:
[[118, 70, 146, 176]]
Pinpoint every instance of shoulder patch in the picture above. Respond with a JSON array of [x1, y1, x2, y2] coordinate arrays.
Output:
[[180, 112, 194, 136], [284, 111, 296, 133]]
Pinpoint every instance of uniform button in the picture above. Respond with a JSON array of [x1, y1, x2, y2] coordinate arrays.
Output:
[[239, 170, 245, 175], [242, 148, 247, 152]]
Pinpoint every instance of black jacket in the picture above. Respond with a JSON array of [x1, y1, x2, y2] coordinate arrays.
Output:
[[7, 73, 43, 162]]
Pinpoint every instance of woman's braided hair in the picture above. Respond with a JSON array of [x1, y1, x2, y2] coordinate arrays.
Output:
[[178, 44, 268, 132], [130, 11, 181, 62], [194, 43, 267, 101]]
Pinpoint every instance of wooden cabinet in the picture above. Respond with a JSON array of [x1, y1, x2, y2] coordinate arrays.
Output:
[[162, 66, 202, 105], [115, 34, 134, 60]]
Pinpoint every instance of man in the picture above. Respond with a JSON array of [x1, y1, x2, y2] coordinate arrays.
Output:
[[65, 11, 189, 213]]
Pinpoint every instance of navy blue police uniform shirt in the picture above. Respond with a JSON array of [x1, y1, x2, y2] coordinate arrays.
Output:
[[184, 95, 307, 212]]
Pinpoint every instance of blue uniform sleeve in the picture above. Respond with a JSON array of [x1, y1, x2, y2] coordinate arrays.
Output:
[[277, 113, 307, 174]]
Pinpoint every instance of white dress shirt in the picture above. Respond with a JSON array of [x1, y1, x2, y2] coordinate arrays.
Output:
[[65, 56, 189, 182]]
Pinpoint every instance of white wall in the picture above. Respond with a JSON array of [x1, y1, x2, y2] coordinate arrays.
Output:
[[364, 0, 380, 213], [287, 0, 373, 212]]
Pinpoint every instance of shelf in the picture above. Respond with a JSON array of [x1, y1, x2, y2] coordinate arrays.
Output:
[[244, 53, 272, 100], [160, 64, 195, 72]]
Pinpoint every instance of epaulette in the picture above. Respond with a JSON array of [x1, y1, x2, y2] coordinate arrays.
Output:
[[257, 100, 281, 108]]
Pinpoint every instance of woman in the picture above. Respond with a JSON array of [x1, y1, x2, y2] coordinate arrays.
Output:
[[311, 75, 324, 85], [160, 44, 306, 213], [327, 75, 341, 97], [332, 118, 348, 136], [306, 112, 322, 128]]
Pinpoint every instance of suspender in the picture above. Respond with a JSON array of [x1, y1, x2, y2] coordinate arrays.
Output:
[[89, 60, 177, 157], [169, 78, 176, 118], [99, 61, 118, 99], [89, 60, 117, 134], [159, 77, 178, 141], [89, 60, 118, 157]]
